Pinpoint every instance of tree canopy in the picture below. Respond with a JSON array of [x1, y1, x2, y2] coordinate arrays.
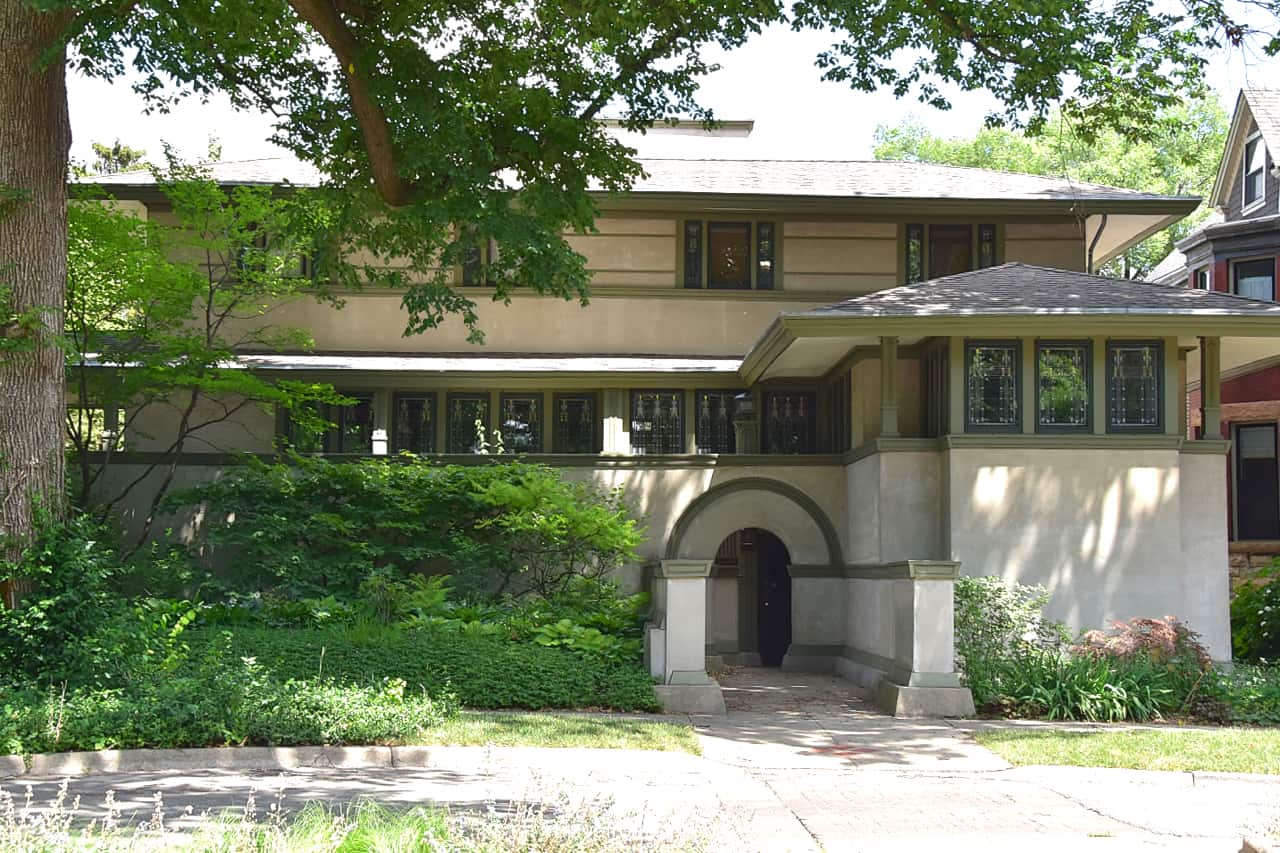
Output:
[[872, 95, 1230, 279]]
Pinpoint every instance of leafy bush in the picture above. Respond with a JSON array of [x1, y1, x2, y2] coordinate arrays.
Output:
[[0, 657, 452, 754], [185, 623, 659, 712], [1230, 560, 1280, 661], [990, 646, 1173, 722], [1214, 663, 1280, 724], [163, 457, 642, 601], [954, 575, 1065, 707]]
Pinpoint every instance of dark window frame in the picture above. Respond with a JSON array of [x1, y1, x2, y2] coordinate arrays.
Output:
[[964, 339, 1022, 434], [683, 220, 778, 291], [551, 392, 601, 454], [762, 389, 819, 454], [905, 223, 998, 284], [1105, 340, 1164, 434], [1243, 132, 1267, 210], [498, 392, 543, 454], [694, 389, 745, 454], [629, 388, 685, 455], [1034, 340, 1092, 434], [1235, 421, 1280, 540], [445, 392, 492, 453], [1232, 257, 1276, 302], [1194, 267, 1211, 290], [391, 392, 437, 454]]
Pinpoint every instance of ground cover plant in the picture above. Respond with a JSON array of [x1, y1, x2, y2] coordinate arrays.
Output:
[[955, 575, 1275, 724], [0, 458, 662, 754]]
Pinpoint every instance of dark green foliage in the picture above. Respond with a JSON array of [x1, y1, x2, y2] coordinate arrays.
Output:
[[0, 656, 451, 755], [1212, 664, 1280, 725], [163, 457, 642, 601], [186, 623, 658, 712], [1230, 561, 1280, 662]]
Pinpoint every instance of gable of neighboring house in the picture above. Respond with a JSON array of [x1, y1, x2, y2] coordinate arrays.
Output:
[[1212, 89, 1280, 221]]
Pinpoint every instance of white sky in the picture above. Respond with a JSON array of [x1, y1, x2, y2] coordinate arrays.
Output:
[[66, 18, 1280, 167]]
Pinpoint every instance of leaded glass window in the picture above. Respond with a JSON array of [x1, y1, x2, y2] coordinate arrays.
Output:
[[1107, 342, 1162, 432], [553, 394, 598, 453], [965, 342, 1020, 431], [683, 221, 702, 288], [756, 223, 775, 290], [631, 391, 682, 454], [281, 400, 326, 453], [765, 392, 816, 454], [978, 224, 997, 269], [708, 222, 752, 289], [447, 394, 490, 453], [905, 223, 924, 284], [335, 394, 374, 453], [695, 391, 741, 454], [393, 393, 436, 454], [1036, 343, 1090, 431], [500, 394, 541, 454]]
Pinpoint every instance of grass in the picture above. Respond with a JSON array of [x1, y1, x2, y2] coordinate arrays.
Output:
[[972, 727, 1280, 774], [422, 711, 701, 754]]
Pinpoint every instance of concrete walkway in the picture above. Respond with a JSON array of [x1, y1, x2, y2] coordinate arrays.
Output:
[[5, 668, 1279, 851]]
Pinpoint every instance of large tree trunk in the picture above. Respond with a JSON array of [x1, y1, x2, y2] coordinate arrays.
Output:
[[0, 1, 71, 605]]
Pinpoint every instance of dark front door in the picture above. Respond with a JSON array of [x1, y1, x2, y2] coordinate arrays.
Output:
[[756, 532, 792, 667], [1237, 423, 1280, 539]]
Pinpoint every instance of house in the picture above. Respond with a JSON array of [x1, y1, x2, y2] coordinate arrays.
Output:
[[1152, 89, 1280, 584], [84, 145, 1280, 715]]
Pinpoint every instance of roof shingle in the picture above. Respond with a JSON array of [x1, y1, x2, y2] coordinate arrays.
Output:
[[807, 263, 1280, 318]]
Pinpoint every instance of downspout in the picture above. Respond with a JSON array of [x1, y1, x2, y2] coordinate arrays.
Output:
[[1087, 213, 1108, 274]]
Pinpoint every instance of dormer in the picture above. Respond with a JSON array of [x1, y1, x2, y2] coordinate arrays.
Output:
[[1211, 89, 1280, 222]]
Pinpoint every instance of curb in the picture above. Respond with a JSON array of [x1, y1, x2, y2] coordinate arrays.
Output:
[[1010, 764, 1280, 788], [2, 745, 436, 779]]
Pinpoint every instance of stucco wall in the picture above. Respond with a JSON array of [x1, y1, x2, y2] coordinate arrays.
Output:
[[1003, 222, 1086, 270], [845, 451, 943, 564], [945, 446, 1231, 658], [781, 222, 898, 294]]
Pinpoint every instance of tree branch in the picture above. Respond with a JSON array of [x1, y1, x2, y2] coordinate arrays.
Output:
[[286, 0, 417, 207]]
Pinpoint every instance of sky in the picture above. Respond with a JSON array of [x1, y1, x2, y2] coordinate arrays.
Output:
[[66, 16, 1280, 168]]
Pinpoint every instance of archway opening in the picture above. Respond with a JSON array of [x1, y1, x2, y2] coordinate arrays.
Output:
[[715, 528, 792, 667]]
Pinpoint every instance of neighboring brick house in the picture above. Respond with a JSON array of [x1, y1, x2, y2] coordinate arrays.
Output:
[[1153, 89, 1280, 580]]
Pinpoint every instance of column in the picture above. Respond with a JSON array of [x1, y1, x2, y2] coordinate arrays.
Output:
[[880, 335, 900, 438], [601, 389, 629, 454], [1200, 336, 1222, 439], [655, 559, 713, 684]]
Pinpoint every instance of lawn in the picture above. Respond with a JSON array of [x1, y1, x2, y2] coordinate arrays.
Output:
[[427, 711, 700, 754], [972, 727, 1280, 774]]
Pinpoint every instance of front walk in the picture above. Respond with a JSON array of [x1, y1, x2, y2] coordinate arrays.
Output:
[[5, 668, 1278, 851]]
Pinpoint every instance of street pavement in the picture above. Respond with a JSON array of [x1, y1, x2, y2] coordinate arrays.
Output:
[[4, 668, 1279, 851]]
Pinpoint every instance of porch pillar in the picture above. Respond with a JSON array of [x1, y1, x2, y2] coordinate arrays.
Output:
[[602, 389, 630, 454], [879, 335, 900, 437], [1200, 336, 1222, 439], [647, 559, 726, 714]]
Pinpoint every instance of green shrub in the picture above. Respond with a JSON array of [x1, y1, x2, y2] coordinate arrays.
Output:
[[185, 623, 659, 712], [954, 575, 1066, 707], [1211, 663, 1280, 724], [0, 654, 453, 754], [163, 457, 642, 601], [992, 647, 1173, 722], [1231, 561, 1280, 661]]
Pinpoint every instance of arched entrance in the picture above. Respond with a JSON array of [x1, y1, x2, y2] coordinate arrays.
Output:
[[714, 528, 792, 667]]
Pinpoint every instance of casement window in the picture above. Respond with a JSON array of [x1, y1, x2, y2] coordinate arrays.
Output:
[[499, 393, 542, 453], [283, 393, 374, 453], [683, 220, 775, 290], [553, 393, 599, 453], [1244, 132, 1267, 211], [965, 340, 1020, 432], [905, 224, 998, 284], [764, 391, 817, 454], [446, 393, 490, 452], [1233, 258, 1276, 302], [1106, 341, 1163, 433], [630, 390, 683, 454], [462, 239, 497, 286], [695, 390, 744, 454], [239, 231, 312, 279], [393, 393, 436, 454], [1236, 423, 1280, 539], [1036, 342, 1091, 432], [1194, 267, 1211, 291], [66, 405, 123, 451]]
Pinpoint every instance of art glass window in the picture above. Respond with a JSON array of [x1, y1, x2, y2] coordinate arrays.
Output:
[[447, 394, 490, 453], [966, 342, 1020, 430], [1107, 342, 1162, 431], [553, 394, 597, 453], [631, 391, 683, 454], [765, 392, 816, 454], [695, 391, 741, 454], [500, 394, 541, 454], [393, 393, 436, 453], [1036, 343, 1090, 431], [707, 222, 752, 289]]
